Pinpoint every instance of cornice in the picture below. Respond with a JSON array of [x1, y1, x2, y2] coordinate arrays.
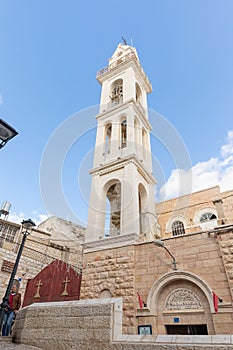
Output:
[[83, 232, 139, 252], [90, 154, 156, 184], [96, 99, 152, 131]]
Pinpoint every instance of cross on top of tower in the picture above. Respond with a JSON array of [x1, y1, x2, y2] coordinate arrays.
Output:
[[121, 36, 127, 45]]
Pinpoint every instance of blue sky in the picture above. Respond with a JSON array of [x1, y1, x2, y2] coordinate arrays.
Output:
[[0, 0, 233, 226]]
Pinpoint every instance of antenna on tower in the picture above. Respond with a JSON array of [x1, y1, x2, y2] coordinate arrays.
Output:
[[130, 38, 134, 47]]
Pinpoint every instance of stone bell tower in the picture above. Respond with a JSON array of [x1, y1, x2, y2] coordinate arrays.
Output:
[[85, 43, 160, 247]]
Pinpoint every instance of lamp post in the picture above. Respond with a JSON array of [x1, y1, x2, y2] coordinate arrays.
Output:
[[154, 239, 178, 270], [0, 219, 36, 329], [0, 119, 18, 149]]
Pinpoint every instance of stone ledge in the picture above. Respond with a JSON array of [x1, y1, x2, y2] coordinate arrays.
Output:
[[12, 298, 233, 350]]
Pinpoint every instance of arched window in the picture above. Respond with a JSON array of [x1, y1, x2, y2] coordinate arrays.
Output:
[[138, 184, 148, 234], [172, 221, 185, 236], [105, 124, 112, 153], [135, 83, 142, 104], [142, 128, 147, 159], [197, 211, 218, 231], [111, 79, 123, 106], [200, 212, 217, 222], [121, 120, 127, 148]]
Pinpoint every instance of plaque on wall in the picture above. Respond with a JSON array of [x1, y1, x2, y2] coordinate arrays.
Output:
[[138, 325, 152, 335], [1, 260, 14, 273]]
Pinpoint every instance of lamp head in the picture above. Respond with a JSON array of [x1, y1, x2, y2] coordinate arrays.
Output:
[[0, 119, 18, 149], [154, 239, 165, 247], [21, 219, 36, 234]]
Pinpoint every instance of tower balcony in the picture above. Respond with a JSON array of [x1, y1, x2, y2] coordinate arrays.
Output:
[[96, 52, 152, 92]]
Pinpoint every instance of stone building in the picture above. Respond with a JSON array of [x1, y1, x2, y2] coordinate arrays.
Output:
[[0, 216, 84, 301], [81, 43, 233, 336]]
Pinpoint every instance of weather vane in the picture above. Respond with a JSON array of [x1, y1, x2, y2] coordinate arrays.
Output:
[[121, 36, 127, 45]]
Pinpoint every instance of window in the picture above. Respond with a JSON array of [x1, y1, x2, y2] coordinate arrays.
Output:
[[121, 120, 127, 148], [172, 221, 185, 236], [135, 83, 142, 104], [0, 223, 18, 246], [200, 212, 217, 222], [105, 124, 112, 153]]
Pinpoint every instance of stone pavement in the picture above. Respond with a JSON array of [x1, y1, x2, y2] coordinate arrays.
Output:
[[0, 337, 41, 349]]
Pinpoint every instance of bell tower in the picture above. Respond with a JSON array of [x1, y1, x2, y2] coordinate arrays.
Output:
[[85, 43, 160, 247]]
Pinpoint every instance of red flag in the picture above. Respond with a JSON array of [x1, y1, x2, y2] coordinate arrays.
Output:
[[213, 292, 218, 313], [137, 292, 144, 309]]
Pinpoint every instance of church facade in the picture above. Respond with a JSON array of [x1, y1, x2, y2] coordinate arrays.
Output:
[[0, 43, 232, 339], [81, 43, 233, 335]]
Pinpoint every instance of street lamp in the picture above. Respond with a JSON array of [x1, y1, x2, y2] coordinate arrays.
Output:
[[0, 219, 36, 328], [154, 239, 178, 270], [0, 119, 18, 149]]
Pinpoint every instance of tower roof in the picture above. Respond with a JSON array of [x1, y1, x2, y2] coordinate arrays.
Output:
[[108, 43, 139, 66]]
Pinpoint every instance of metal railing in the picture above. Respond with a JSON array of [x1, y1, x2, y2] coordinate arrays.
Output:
[[96, 53, 151, 88]]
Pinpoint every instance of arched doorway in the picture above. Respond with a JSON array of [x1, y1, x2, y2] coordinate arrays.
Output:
[[144, 271, 215, 335]]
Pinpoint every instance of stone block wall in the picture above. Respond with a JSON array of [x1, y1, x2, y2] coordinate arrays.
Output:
[[156, 186, 233, 238], [135, 230, 233, 334], [12, 298, 233, 350], [81, 245, 136, 334], [82, 228, 233, 336]]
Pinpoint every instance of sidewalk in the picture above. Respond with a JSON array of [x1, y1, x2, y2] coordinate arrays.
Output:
[[0, 337, 41, 349]]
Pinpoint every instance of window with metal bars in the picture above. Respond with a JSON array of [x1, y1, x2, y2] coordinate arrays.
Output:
[[172, 221, 185, 236], [0, 223, 18, 244]]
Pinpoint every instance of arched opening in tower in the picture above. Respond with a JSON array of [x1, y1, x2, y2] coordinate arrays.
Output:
[[105, 181, 121, 237], [110, 79, 123, 106], [138, 183, 148, 234], [105, 124, 112, 154], [135, 82, 142, 105], [120, 119, 127, 148]]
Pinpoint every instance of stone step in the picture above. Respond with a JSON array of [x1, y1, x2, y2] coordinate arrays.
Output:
[[0, 336, 13, 342]]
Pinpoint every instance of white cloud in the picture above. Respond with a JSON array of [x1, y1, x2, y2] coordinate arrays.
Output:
[[8, 212, 25, 224], [159, 130, 233, 200], [8, 212, 48, 226]]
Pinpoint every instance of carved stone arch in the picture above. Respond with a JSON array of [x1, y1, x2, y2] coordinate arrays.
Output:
[[96, 281, 115, 297], [166, 215, 188, 233], [103, 178, 121, 196], [147, 270, 215, 315], [118, 113, 127, 122]]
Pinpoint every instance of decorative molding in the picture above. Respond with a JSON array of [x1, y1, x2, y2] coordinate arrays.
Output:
[[90, 155, 156, 184], [165, 288, 202, 311], [83, 233, 138, 253], [97, 99, 152, 131], [146, 270, 215, 315]]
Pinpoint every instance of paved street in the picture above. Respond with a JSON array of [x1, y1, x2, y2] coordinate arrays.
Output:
[[0, 338, 41, 349]]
